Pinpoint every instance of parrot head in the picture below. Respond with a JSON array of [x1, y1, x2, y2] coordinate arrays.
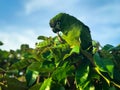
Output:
[[49, 13, 63, 33], [49, 13, 79, 34]]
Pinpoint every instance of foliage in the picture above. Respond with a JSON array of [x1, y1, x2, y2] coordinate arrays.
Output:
[[0, 35, 120, 90], [0, 19, 120, 90]]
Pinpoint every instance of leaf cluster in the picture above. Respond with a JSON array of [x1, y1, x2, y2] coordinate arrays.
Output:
[[0, 33, 120, 90]]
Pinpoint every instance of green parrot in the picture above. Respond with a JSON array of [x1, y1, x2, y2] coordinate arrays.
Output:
[[49, 13, 92, 53]]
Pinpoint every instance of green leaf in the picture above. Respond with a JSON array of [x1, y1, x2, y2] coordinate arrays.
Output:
[[108, 86, 117, 90], [94, 67, 110, 85], [4, 77, 27, 90], [0, 68, 6, 73], [111, 45, 120, 70], [26, 70, 39, 86], [94, 52, 114, 78], [41, 48, 51, 59], [51, 83, 65, 90], [102, 44, 114, 51], [93, 53, 107, 72], [10, 59, 32, 70], [39, 78, 52, 90], [0, 41, 3, 46], [113, 67, 120, 82], [63, 45, 80, 60], [36, 37, 53, 48], [28, 61, 55, 73], [29, 83, 42, 90], [52, 43, 70, 63], [0, 86, 2, 90], [37, 36, 49, 40], [70, 45, 80, 54], [92, 40, 100, 54], [75, 63, 90, 89], [52, 62, 75, 82], [83, 83, 95, 90], [63, 53, 71, 60]]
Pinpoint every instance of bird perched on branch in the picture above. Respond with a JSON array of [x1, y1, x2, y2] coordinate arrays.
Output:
[[49, 13, 92, 53]]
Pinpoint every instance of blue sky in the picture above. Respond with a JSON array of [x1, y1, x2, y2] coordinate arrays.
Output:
[[0, 0, 120, 50]]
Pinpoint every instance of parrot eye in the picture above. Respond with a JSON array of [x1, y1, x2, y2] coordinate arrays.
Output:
[[56, 20, 61, 26], [57, 21, 60, 25]]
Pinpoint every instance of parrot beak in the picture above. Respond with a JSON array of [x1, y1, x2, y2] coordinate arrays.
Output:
[[49, 22, 57, 33], [49, 21, 61, 33], [52, 28, 60, 33]]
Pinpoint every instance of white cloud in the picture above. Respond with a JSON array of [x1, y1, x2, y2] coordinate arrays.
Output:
[[24, 0, 78, 15], [0, 27, 37, 50], [25, 0, 54, 14], [0, 25, 56, 50]]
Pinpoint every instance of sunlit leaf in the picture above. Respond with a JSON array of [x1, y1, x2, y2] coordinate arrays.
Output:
[[94, 67, 110, 85], [70, 45, 80, 54], [26, 70, 39, 87], [75, 63, 90, 89], [52, 62, 75, 82], [39, 78, 52, 90], [63, 45, 80, 60]]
